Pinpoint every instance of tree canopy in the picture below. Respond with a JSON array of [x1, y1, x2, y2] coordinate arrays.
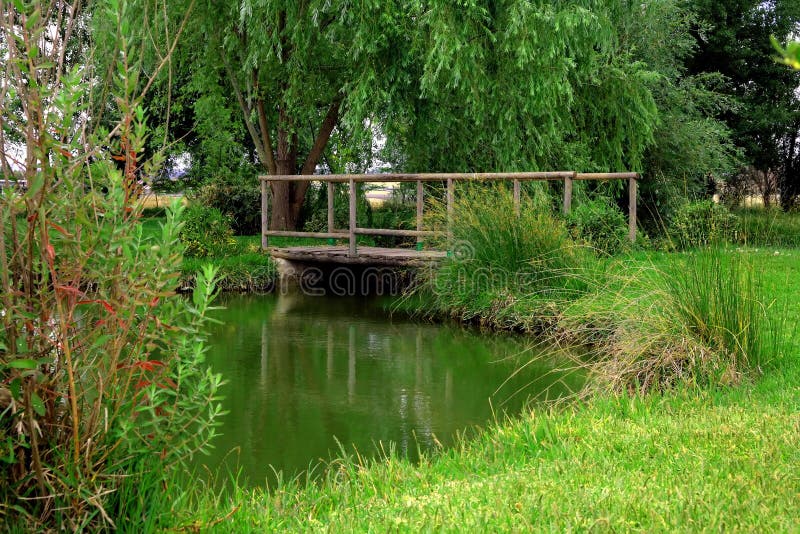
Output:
[[137, 0, 796, 228], [163, 0, 686, 229], [687, 0, 800, 208]]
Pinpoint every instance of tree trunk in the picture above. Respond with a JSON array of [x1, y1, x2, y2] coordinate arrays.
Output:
[[268, 100, 341, 230]]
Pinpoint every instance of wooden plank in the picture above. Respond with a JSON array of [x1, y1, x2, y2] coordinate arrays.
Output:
[[629, 175, 637, 242], [260, 171, 579, 183], [446, 177, 454, 239], [268, 245, 446, 267], [349, 178, 357, 257], [264, 231, 347, 239], [261, 180, 269, 249], [575, 172, 639, 180], [354, 228, 439, 237]]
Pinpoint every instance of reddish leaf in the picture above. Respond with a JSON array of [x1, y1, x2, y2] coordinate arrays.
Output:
[[45, 243, 55, 266], [48, 221, 70, 236], [134, 379, 151, 390], [57, 285, 83, 297], [159, 377, 178, 390]]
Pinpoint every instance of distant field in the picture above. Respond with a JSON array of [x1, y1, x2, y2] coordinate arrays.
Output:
[[137, 193, 187, 209]]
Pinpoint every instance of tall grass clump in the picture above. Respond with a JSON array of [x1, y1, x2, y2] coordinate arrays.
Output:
[[661, 251, 783, 373], [412, 183, 595, 331], [570, 249, 787, 393]]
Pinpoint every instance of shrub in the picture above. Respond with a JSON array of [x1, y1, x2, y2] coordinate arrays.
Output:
[[669, 200, 738, 248], [565, 197, 630, 256], [0, 6, 223, 527], [180, 205, 234, 257], [194, 169, 261, 235]]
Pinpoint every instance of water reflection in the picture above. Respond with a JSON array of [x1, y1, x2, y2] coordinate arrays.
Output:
[[203, 292, 582, 487]]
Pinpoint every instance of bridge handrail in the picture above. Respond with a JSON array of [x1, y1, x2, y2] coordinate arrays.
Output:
[[259, 171, 639, 257]]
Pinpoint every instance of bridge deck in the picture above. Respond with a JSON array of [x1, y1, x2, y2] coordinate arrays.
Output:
[[268, 246, 446, 267]]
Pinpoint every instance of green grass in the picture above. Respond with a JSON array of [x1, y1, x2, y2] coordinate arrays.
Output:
[[162, 248, 799, 531], [735, 207, 800, 247]]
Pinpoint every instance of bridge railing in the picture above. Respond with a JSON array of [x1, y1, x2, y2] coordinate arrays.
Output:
[[259, 172, 639, 257]]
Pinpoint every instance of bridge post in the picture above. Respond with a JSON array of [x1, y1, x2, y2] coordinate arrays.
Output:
[[513, 179, 520, 215], [349, 178, 357, 257], [261, 179, 269, 249], [563, 173, 574, 215], [327, 181, 335, 235], [629, 175, 638, 242], [416, 180, 424, 250], [446, 177, 454, 251]]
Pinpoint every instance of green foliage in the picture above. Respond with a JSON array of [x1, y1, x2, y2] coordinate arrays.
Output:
[[771, 37, 800, 69], [387, 0, 660, 174], [180, 205, 234, 258], [688, 0, 800, 210], [368, 199, 417, 247], [669, 201, 739, 248], [565, 197, 630, 256], [0, 2, 223, 528], [193, 170, 261, 235]]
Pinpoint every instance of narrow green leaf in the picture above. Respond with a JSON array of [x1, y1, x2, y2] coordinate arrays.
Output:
[[25, 173, 44, 198], [6, 359, 37, 370], [9, 379, 21, 400], [90, 334, 113, 351], [25, 8, 41, 30]]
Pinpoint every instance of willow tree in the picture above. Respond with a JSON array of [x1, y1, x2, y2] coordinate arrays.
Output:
[[178, 0, 664, 229], [174, 1, 407, 229]]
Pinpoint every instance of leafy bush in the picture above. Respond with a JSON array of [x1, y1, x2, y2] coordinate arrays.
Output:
[[669, 200, 738, 248], [565, 197, 630, 256], [180, 205, 234, 257], [194, 169, 261, 235], [0, 4, 226, 523]]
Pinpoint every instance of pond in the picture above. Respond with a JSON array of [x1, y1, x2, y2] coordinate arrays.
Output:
[[202, 292, 582, 487]]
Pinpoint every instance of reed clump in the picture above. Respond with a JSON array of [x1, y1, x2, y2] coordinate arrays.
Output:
[[563, 250, 787, 393], [410, 183, 596, 332]]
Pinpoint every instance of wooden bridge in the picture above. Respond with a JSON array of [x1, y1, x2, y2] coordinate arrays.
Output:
[[260, 172, 639, 267]]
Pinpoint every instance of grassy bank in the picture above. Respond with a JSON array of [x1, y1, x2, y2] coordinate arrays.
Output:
[[141, 194, 800, 530], [163, 248, 799, 531], [143, 217, 281, 292]]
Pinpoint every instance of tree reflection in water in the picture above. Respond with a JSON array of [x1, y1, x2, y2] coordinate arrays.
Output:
[[201, 292, 583, 487]]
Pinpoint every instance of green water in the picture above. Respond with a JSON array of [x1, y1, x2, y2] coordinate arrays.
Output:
[[203, 293, 581, 486]]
